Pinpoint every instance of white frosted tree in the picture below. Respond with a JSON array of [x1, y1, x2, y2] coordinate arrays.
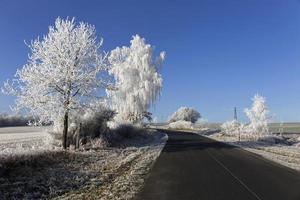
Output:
[[169, 107, 201, 123], [221, 120, 241, 136], [3, 17, 107, 149], [244, 94, 269, 137], [107, 35, 165, 124]]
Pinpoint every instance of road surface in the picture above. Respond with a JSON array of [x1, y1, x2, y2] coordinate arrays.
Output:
[[135, 130, 300, 200]]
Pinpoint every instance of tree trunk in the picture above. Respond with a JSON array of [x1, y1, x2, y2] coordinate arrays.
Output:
[[62, 111, 69, 149], [75, 123, 81, 149]]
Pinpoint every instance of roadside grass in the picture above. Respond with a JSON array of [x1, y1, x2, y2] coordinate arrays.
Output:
[[0, 129, 166, 200]]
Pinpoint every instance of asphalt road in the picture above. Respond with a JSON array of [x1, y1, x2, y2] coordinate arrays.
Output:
[[135, 130, 300, 200]]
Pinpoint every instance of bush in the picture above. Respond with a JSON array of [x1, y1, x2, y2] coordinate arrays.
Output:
[[49, 108, 115, 148], [80, 109, 115, 139], [221, 120, 241, 136], [74, 124, 152, 149], [257, 135, 286, 144], [113, 124, 147, 139], [169, 107, 201, 123], [105, 124, 153, 147], [50, 108, 152, 149]]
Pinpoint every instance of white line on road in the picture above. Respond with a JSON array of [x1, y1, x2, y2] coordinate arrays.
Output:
[[207, 150, 263, 200]]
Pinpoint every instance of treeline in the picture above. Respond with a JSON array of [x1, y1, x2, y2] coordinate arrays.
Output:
[[0, 114, 35, 127]]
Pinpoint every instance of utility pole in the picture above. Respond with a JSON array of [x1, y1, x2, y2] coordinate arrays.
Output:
[[234, 107, 237, 120], [234, 107, 241, 142]]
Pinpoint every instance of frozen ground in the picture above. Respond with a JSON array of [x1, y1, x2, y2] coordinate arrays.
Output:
[[57, 132, 167, 200], [202, 130, 300, 171], [0, 126, 167, 199], [0, 126, 52, 155]]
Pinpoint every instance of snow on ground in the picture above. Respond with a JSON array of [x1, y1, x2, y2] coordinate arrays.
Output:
[[0, 127, 167, 200], [58, 131, 167, 200], [0, 126, 53, 155], [203, 131, 300, 171]]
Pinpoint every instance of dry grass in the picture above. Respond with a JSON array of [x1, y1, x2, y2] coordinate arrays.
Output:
[[0, 130, 166, 200]]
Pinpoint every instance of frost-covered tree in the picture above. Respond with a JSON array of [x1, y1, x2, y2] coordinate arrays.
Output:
[[221, 120, 241, 136], [107, 35, 165, 124], [3, 17, 107, 149], [244, 94, 269, 137], [169, 107, 201, 123]]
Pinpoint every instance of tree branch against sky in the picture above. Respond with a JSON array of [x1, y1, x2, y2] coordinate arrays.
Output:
[[3, 17, 108, 148], [107, 35, 165, 125]]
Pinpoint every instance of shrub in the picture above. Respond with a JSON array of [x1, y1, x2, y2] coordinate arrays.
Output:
[[49, 107, 116, 148], [80, 109, 115, 139], [257, 135, 285, 144], [106, 124, 153, 147], [113, 124, 147, 139], [221, 120, 241, 136]]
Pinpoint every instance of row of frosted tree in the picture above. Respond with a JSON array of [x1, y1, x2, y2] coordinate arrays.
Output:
[[3, 17, 165, 149]]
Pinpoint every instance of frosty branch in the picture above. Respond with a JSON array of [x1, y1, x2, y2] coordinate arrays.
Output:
[[3, 17, 108, 149]]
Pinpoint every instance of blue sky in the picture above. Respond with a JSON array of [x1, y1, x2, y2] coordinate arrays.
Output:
[[1, 0, 300, 122]]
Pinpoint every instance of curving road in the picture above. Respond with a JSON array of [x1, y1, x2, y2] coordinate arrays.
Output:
[[135, 130, 300, 200]]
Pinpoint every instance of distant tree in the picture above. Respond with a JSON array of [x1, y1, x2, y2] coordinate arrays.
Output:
[[221, 119, 241, 136], [0, 113, 35, 127], [107, 35, 165, 124], [244, 94, 269, 137], [3, 17, 107, 149], [169, 107, 201, 123]]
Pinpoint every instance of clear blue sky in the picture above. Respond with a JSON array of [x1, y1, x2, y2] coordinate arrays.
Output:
[[1, 0, 300, 122]]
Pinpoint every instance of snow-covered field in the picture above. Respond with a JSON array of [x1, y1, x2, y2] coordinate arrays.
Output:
[[0, 126, 53, 155]]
